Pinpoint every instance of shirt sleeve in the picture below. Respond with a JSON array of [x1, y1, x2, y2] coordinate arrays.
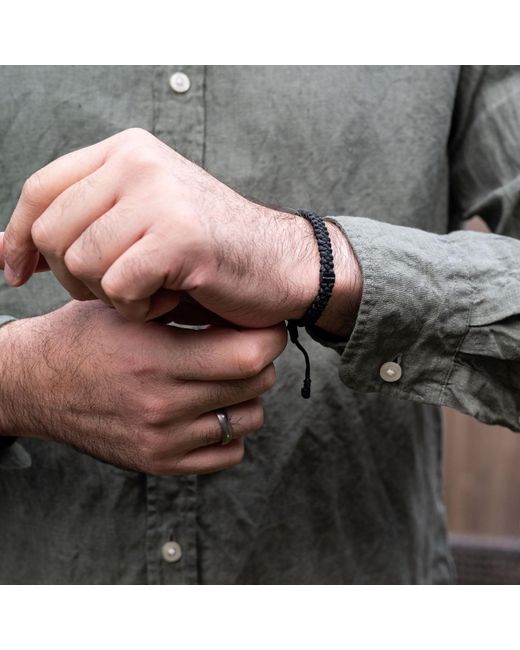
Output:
[[315, 66, 520, 433], [0, 315, 32, 470]]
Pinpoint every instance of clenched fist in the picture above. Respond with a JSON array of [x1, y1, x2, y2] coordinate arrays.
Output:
[[0, 128, 361, 336]]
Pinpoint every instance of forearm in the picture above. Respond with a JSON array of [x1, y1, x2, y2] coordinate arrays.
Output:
[[0, 317, 36, 469], [0, 318, 26, 437]]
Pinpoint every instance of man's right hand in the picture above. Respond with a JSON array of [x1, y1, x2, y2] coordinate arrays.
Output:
[[0, 300, 286, 475]]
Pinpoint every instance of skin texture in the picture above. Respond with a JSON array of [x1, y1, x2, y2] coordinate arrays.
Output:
[[0, 128, 362, 474], [0, 300, 287, 475], [0, 128, 362, 336]]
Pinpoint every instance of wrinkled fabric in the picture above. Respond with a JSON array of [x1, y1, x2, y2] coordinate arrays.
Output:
[[326, 219, 520, 431], [0, 66, 519, 584]]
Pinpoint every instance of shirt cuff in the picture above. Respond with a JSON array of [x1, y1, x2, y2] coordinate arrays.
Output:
[[318, 216, 473, 408], [316, 216, 520, 432]]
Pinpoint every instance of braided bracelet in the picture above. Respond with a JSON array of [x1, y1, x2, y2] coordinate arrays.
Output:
[[287, 210, 336, 398]]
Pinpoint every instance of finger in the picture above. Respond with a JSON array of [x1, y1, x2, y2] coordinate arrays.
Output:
[[1, 232, 6, 271], [173, 363, 276, 416], [30, 165, 120, 300], [166, 438, 246, 475], [183, 398, 264, 450], [3, 135, 114, 285], [145, 289, 183, 321], [100, 232, 181, 321], [0, 232, 50, 274], [155, 324, 287, 381], [62, 198, 148, 301]]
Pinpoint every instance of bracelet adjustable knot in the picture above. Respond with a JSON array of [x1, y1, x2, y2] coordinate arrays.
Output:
[[287, 209, 336, 398]]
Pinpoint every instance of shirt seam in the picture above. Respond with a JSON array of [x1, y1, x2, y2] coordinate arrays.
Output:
[[439, 289, 474, 406]]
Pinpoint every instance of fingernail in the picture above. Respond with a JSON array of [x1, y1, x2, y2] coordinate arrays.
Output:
[[4, 261, 30, 286], [3, 262, 20, 286], [4, 252, 38, 286]]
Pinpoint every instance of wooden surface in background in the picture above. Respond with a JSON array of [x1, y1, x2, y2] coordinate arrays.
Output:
[[441, 214, 520, 540], [443, 408, 520, 537]]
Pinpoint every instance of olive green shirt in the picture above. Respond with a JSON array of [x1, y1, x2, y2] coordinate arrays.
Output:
[[0, 66, 519, 584]]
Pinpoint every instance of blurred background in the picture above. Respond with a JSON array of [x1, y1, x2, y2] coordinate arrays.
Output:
[[443, 408, 520, 583], [443, 216, 520, 584]]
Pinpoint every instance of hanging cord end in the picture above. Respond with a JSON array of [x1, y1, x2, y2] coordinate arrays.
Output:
[[301, 376, 311, 399], [287, 321, 312, 399]]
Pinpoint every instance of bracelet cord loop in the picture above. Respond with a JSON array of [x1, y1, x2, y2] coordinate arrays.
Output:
[[287, 210, 336, 399]]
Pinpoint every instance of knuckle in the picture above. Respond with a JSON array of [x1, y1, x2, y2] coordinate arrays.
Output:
[[121, 127, 152, 142], [100, 274, 125, 301], [120, 352, 155, 382], [21, 172, 45, 208], [249, 404, 265, 432], [128, 146, 160, 171], [139, 396, 171, 426], [101, 263, 144, 305], [236, 341, 265, 378], [63, 248, 88, 278], [31, 218, 53, 251], [254, 364, 276, 394], [117, 130, 160, 171]]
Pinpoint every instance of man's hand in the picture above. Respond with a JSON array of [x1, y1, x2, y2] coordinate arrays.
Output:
[[1, 128, 362, 336], [0, 300, 286, 475]]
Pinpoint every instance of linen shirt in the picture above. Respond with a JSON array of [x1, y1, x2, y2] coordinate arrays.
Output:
[[0, 66, 519, 584]]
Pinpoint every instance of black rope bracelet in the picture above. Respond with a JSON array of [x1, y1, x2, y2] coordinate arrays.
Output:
[[287, 210, 336, 399]]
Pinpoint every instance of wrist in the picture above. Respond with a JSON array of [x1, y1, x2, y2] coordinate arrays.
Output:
[[315, 221, 362, 338], [242, 204, 321, 323], [281, 213, 322, 321], [0, 316, 48, 439], [283, 212, 362, 337]]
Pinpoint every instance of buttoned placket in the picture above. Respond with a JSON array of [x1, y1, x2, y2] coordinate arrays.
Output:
[[145, 66, 206, 585]]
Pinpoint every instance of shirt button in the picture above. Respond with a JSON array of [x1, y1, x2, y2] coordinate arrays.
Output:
[[161, 540, 183, 563], [169, 72, 191, 94], [380, 361, 402, 383]]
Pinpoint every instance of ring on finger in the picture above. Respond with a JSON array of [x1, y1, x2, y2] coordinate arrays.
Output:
[[215, 409, 233, 446]]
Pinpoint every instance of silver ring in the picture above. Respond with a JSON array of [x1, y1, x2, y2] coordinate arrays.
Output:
[[215, 410, 233, 446]]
